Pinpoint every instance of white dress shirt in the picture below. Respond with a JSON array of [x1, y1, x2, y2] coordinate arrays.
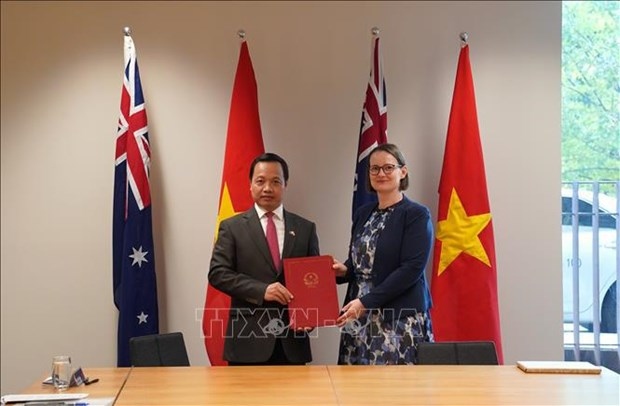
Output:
[[254, 204, 284, 257]]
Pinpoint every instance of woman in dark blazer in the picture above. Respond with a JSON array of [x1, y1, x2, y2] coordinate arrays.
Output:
[[334, 143, 434, 365]]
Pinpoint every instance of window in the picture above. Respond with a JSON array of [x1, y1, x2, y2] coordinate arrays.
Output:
[[561, 1, 619, 372]]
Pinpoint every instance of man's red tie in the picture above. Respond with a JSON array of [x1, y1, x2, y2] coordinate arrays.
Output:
[[265, 212, 281, 271]]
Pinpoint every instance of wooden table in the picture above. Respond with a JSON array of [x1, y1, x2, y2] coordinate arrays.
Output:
[[18, 365, 619, 405], [326, 365, 620, 405], [114, 365, 338, 405], [20, 367, 131, 399]]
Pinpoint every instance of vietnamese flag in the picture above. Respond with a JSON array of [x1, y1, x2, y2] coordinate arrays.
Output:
[[430, 42, 504, 364], [202, 40, 265, 366]]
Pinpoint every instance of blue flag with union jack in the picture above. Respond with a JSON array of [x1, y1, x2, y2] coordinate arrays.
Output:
[[113, 33, 159, 367], [352, 34, 388, 218]]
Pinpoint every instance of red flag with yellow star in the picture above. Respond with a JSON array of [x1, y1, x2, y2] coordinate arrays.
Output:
[[202, 40, 265, 366], [430, 43, 503, 363]]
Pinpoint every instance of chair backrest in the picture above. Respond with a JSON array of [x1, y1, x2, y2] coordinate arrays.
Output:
[[417, 341, 499, 365], [456, 341, 499, 365], [417, 342, 458, 365], [129, 332, 190, 367]]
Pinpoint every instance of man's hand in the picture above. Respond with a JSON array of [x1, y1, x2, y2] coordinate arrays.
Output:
[[264, 282, 293, 305]]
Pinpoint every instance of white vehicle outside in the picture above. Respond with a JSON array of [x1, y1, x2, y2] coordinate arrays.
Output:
[[562, 188, 618, 333]]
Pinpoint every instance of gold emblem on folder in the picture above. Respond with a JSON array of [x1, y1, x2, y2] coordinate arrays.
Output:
[[303, 272, 319, 288]]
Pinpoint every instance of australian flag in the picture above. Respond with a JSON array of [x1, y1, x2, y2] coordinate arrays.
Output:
[[113, 33, 159, 367], [352, 34, 388, 218]]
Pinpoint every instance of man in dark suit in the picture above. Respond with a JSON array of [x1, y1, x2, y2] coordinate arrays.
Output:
[[208, 152, 320, 365]]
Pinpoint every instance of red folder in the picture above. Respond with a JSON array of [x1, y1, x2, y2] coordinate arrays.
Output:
[[283, 255, 340, 329]]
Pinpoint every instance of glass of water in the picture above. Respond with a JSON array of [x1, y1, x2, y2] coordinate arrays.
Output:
[[51, 355, 71, 391]]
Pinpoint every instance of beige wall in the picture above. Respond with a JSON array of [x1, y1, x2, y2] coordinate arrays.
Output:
[[1, 1, 561, 394]]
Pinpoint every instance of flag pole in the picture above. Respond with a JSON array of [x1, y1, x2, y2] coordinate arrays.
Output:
[[114, 22, 159, 367], [459, 31, 469, 47], [203, 28, 265, 366], [351, 24, 388, 217]]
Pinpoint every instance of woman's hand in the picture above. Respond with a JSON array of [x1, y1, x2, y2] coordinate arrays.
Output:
[[336, 299, 367, 327], [332, 259, 347, 277]]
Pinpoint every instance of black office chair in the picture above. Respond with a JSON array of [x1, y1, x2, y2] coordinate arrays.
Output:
[[417, 342, 458, 365], [456, 341, 499, 365], [129, 332, 190, 367], [417, 341, 499, 365]]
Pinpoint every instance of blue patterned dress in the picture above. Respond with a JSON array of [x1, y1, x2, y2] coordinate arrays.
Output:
[[338, 207, 433, 365]]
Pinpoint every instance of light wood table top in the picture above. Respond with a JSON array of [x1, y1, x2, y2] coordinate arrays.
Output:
[[326, 365, 620, 405], [114, 365, 338, 405], [17, 365, 619, 405], [20, 367, 131, 399]]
